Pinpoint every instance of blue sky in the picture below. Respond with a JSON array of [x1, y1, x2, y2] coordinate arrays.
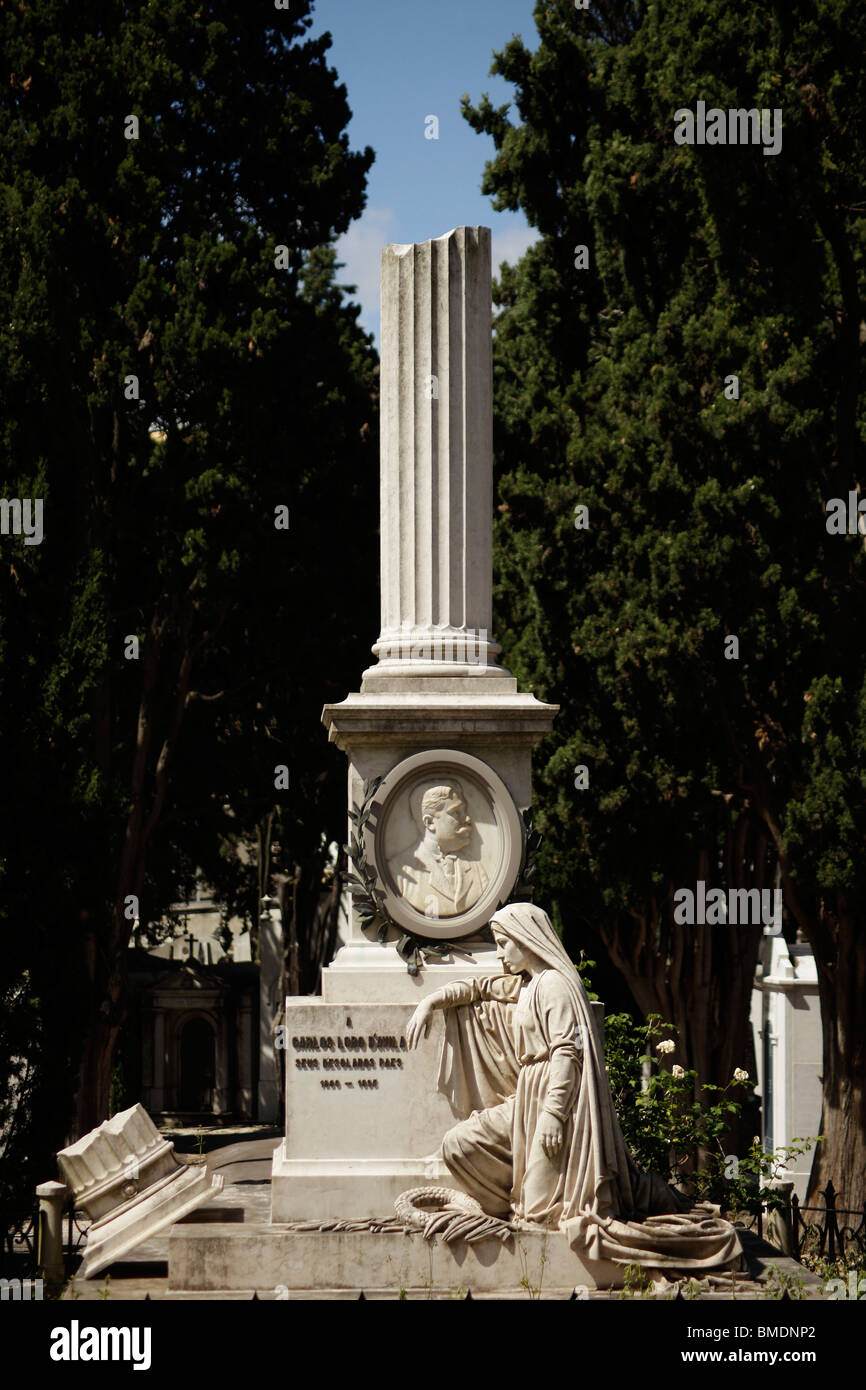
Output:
[[306, 0, 541, 345]]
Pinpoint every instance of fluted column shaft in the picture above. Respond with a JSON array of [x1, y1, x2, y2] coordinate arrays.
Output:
[[370, 226, 499, 674]]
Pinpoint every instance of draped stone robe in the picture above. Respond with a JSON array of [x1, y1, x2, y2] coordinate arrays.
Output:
[[438, 971, 581, 1222], [435, 969, 743, 1270]]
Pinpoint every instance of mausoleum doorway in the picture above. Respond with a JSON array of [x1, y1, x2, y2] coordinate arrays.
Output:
[[180, 1016, 216, 1112]]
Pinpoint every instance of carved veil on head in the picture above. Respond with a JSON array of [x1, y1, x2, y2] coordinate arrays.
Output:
[[489, 902, 593, 1033]]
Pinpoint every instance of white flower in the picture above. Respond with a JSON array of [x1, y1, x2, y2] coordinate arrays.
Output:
[[671, 1064, 685, 1079], [733, 1068, 749, 1083], [656, 1039, 675, 1055]]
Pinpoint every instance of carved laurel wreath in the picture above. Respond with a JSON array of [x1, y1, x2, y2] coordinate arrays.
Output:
[[344, 776, 469, 975], [345, 777, 539, 976]]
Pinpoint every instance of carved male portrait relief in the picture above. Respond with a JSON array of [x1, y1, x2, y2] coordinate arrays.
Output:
[[367, 750, 525, 939], [386, 781, 489, 919]]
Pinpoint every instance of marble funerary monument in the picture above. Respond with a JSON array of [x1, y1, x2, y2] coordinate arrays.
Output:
[[267, 225, 557, 1224], [60, 227, 743, 1296]]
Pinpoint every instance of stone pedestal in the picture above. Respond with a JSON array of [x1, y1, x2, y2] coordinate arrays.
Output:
[[58, 1104, 178, 1220], [270, 990, 605, 1223], [764, 1179, 796, 1258], [322, 228, 556, 988], [36, 1180, 67, 1289], [270, 1004, 453, 1220]]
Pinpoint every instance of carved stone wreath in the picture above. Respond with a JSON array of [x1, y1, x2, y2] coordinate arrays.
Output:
[[393, 1186, 481, 1230], [394, 1186, 513, 1245]]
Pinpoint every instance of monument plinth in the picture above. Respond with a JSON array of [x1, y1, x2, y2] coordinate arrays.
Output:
[[270, 227, 557, 1221], [57, 1104, 222, 1278]]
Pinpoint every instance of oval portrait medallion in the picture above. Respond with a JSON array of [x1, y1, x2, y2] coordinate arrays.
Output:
[[364, 749, 524, 939]]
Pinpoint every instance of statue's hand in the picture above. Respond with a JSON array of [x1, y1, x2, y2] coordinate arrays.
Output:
[[538, 1112, 564, 1160], [406, 997, 435, 1049]]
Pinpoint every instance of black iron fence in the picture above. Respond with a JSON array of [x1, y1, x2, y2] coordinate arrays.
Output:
[[1, 1201, 88, 1282], [1, 1205, 38, 1278], [4, 1180, 865, 1283], [793, 1181, 866, 1263], [733, 1182, 866, 1263]]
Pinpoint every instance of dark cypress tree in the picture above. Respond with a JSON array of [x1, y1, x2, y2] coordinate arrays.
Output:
[[464, 0, 866, 1198], [0, 0, 378, 1192]]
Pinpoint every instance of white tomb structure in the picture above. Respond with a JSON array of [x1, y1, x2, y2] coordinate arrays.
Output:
[[269, 226, 557, 1221], [750, 935, 823, 1200], [168, 228, 641, 1293]]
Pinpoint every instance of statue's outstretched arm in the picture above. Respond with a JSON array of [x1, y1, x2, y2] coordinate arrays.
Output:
[[406, 984, 468, 1049], [406, 975, 519, 1048]]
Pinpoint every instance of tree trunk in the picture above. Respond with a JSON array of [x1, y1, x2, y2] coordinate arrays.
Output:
[[74, 1016, 122, 1138], [806, 900, 866, 1210], [73, 920, 129, 1138], [72, 584, 204, 1137]]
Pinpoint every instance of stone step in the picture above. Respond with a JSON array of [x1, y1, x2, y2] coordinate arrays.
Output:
[[168, 1222, 623, 1296]]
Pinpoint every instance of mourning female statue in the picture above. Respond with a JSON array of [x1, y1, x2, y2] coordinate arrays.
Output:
[[406, 902, 740, 1269]]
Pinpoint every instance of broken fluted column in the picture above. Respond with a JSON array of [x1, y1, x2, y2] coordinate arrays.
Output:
[[56, 1103, 222, 1278], [366, 226, 502, 682]]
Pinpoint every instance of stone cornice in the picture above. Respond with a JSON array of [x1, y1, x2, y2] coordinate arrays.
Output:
[[322, 690, 558, 752]]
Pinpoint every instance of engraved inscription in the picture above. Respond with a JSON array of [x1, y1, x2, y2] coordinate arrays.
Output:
[[292, 1028, 406, 1096]]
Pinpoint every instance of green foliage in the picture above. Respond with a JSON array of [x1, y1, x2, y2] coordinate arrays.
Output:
[[680, 1279, 704, 1300], [619, 1261, 654, 1299], [575, 954, 599, 1003], [0, 0, 377, 1199], [694, 1135, 819, 1218], [465, 0, 866, 1187], [471, 0, 866, 934], [602, 1004, 816, 1211], [758, 1265, 807, 1301], [800, 1250, 866, 1284], [604, 1010, 745, 1179]]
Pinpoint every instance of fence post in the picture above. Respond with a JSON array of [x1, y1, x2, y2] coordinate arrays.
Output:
[[824, 1180, 839, 1261], [791, 1192, 802, 1257], [764, 1179, 795, 1257], [36, 1180, 68, 1291]]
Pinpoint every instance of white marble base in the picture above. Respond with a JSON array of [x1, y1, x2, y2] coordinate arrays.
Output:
[[271, 988, 605, 1221], [320, 939, 501, 1003], [270, 1148, 452, 1221], [270, 1000, 459, 1221], [168, 1223, 624, 1294]]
